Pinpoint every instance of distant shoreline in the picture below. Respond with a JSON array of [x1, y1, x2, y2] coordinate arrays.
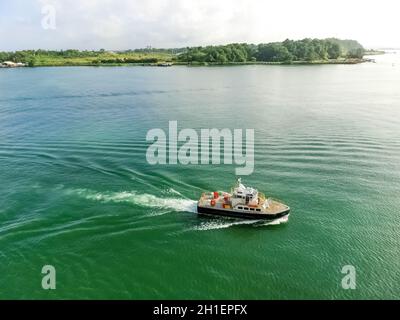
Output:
[[174, 58, 371, 66], [0, 58, 373, 69], [0, 38, 385, 68], [364, 50, 386, 56]]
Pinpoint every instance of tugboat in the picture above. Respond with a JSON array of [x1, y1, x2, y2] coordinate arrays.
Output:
[[197, 179, 290, 221]]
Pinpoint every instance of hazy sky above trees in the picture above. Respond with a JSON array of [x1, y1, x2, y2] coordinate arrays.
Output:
[[0, 0, 399, 51]]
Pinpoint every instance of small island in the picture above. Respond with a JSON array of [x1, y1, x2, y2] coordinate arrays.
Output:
[[0, 38, 379, 68]]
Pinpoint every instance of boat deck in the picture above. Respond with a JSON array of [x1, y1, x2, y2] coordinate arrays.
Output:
[[198, 194, 289, 216], [263, 199, 289, 215]]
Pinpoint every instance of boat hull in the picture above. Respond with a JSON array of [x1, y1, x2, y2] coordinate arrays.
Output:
[[197, 205, 290, 220]]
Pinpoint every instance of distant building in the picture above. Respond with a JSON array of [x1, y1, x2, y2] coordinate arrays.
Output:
[[3, 61, 17, 67], [0, 61, 26, 68]]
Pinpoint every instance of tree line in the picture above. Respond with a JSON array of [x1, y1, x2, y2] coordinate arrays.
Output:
[[0, 38, 365, 66], [178, 38, 365, 64]]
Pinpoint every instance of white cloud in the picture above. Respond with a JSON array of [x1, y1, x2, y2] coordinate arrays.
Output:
[[1, 0, 399, 50]]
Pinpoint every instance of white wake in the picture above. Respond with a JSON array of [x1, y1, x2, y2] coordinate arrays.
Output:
[[66, 188, 197, 213], [66, 188, 290, 230], [193, 214, 290, 231]]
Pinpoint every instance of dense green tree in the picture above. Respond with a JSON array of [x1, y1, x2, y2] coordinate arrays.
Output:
[[256, 43, 293, 62], [327, 42, 342, 59], [176, 39, 363, 63], [347, 48, 365, 59]]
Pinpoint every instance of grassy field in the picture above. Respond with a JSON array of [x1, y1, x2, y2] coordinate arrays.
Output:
[[30, 52, 175, 66]]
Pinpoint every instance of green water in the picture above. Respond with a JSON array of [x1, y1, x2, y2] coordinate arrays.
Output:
[[0, 53, 399, 299]]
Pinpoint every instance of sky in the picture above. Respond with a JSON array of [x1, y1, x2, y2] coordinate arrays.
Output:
[[0, 0, 399, 51]]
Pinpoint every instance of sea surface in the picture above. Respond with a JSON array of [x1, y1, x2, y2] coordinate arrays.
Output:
[[0, 53, 399, 299]]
